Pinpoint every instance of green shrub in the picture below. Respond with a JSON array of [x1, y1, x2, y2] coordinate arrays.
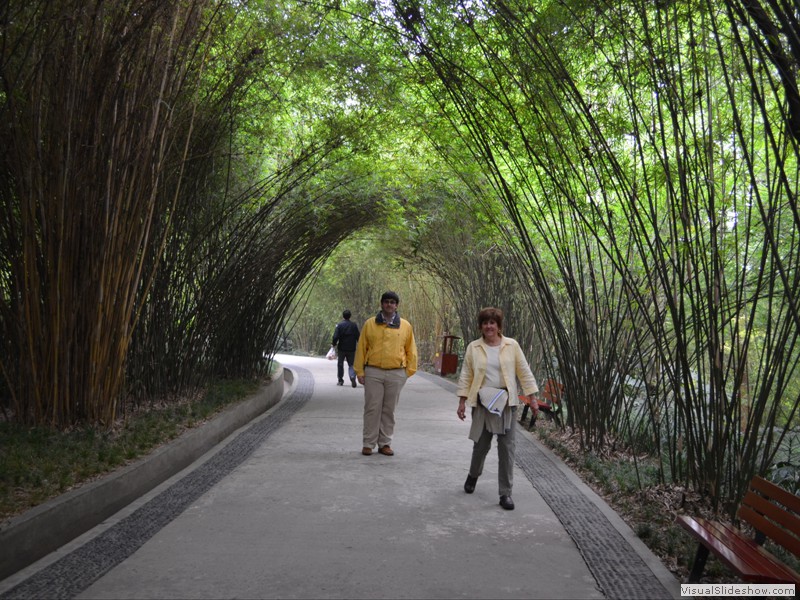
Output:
[[0, 378, 260, 521]]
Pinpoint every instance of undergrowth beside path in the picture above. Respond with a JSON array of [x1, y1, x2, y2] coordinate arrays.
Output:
[[0, 379, 261, 525], [529, 418, 800, 587]]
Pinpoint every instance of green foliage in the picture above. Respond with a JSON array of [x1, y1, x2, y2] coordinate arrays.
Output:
[[2, 0, 800, 520], [375, 0, 800, 512], [286, 231, 455, 367], [768, 461, 800, 496], [0, 378, 259, 521]]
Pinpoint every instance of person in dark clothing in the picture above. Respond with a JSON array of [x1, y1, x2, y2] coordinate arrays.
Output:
[[332, 310, 360, 387]]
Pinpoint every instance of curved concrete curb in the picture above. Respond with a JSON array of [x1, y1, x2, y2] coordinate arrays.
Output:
[[0, 365, 288, 580]]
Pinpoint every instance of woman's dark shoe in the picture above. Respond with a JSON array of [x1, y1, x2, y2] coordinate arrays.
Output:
[[464, 475, 478, 494], [499, 495, 515, 510]]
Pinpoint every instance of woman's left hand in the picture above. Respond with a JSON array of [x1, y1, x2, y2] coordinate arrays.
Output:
[[457, 397, 467, 421]]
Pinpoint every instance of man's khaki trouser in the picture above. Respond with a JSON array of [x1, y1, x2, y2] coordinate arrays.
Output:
[[362, 366, 407, 449]]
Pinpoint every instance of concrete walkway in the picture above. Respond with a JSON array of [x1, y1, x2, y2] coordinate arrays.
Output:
[[0, 355, 680, 599]]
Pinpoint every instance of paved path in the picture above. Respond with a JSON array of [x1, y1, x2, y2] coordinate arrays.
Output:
[[1, 355, 680, 599]]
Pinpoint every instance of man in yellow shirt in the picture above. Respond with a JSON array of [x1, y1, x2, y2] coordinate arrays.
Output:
[[354, 291, 418, 456]]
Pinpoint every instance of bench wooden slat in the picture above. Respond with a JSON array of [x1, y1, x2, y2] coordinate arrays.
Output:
[[541, 379, 563, 406], [518, 383, 561, 430], [740, 498, 800, 558], [751, 476, 800, 515], [677, 476, 800, 583], [740, 477, 800, 558], [518, 396, 552, 411], [677, 515, 800, 583]]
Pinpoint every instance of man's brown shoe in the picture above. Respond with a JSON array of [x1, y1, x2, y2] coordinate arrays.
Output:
[[378, 445, 394, 456], [362, 447, 372, 456]]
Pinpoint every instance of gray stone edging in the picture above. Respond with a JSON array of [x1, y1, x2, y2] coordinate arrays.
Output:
[[0, 366, 287, 580]]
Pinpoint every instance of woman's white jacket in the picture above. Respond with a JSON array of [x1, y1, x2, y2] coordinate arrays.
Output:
[[456, 336, 539, 407]]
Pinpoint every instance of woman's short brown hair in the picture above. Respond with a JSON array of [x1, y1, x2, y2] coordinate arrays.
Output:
[[478, 307, 504, 331]]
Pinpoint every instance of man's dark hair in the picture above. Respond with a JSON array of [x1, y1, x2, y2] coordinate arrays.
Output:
[[381, 291, 400, 304], [343, 310, 351, 319]]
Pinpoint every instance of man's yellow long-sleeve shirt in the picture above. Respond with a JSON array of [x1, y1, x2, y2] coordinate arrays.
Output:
[[354, 315, 417, 378]]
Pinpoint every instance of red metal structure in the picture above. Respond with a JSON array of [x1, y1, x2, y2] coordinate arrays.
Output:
[[435, 335, 461, 376]]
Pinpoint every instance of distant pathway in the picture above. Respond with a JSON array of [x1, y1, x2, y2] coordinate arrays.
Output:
[[420, 372, 673, 600], [0, 369, 315, 600]]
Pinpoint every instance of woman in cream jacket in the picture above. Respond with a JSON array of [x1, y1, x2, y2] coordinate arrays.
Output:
[[456, 307, 539, 510]]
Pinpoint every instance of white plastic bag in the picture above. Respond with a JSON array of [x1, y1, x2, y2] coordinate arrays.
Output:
[[326, 346, 336, 360]]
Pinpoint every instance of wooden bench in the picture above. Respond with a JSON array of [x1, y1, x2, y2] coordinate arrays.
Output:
[[519, 379, 563, 428], [676, 475, 800, 584]]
